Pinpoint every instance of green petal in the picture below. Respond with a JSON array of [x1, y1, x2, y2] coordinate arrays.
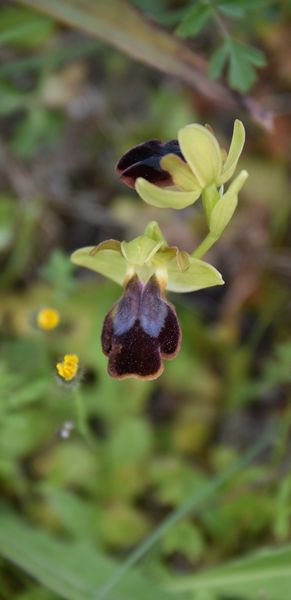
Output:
[[176, 250, 191, 272], [178, 124, 222, 187], [135, 177, 200, 209], [160, 154, 201, 192], [121, 235, 163, 266], [209, 169, 248, 237], [218, 120, 246, 185], [71, 246, 126, 286], [167, 255, 224, 292], [143, 221, 167, 246]]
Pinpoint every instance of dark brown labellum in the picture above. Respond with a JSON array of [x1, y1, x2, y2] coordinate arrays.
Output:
[[116, 139, 184, 188], [101, 274, 181, 380]]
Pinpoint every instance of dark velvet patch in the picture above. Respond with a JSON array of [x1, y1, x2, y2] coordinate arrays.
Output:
[[159, 306, 181, 357], [101, 275, 181, 380], [119, 160, 172, 189], [108, 322, 163, 379], [116, 139, 185, 189], [116, 140, 162, 172]]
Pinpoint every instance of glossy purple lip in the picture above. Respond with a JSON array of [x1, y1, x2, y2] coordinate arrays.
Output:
[[116, 139, 185, 189], [101, 274, 181, 380]]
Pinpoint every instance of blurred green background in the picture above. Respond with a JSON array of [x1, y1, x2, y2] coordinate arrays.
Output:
[[0, 1, 291, 599]]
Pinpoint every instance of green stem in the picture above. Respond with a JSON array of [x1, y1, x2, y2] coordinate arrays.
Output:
[[192, 233, 218, 259], [73, 388, 94, 450]]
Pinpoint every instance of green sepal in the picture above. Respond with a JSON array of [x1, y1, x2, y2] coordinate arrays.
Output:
[[176, 250, 191, 272], [71, 246, 126, 286], [160, 154, 200, 192], [167, 255, 224, 292], [209, 170, 248, 237], [178, 124, 222, 188], [135, 177, 200, 209], [202, 184, 220, 225], [218, 120, 246, 185]]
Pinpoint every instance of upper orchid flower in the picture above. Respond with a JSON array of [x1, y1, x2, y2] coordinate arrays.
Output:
[[117, 120, 246, 211], [71, 222, 223, 380]]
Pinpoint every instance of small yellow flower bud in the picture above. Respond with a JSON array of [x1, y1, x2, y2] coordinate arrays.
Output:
[[37, 308, 60, 331], [56, 354, 79, 382]]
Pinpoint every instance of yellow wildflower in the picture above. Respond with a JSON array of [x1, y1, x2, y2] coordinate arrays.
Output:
[[56, 354, 79, 382], [37, 307, 60, 331]]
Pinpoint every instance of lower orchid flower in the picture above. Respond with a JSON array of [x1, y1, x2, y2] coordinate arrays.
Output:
[[71, 222, 224, 380]]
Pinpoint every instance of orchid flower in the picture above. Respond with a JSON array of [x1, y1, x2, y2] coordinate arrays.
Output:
[[71, 222, 223, 380]]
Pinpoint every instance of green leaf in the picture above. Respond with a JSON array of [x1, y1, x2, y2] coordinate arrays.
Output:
[[100, 505, 150, 548], [273, 475, 291, 541], [107, 418, 153, 467], [169, 544, 291, 598], [0, 7, 54, 48], [0, 509, 175, 600], [11, 109, 64, 159], [219, 3, 245, 18], [14, 0, 271, 128], [8, 378, 49, 408], [228, 40, 258, 91], [0, 80, 28, 116], [176, 2, 212, 38], [208, 43, 229, 80], [235, 42, 267, 67], [220, 0, 270, 12], [161, 520, 205, 560], [46, 490, 99, 541]]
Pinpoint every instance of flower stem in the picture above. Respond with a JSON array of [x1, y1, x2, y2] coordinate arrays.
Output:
[[73, 387, 95, 450], [192, 233, 218, 259]]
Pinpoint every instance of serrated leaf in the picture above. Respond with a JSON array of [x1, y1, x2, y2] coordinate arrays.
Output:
[[176, 3, 212, 38]]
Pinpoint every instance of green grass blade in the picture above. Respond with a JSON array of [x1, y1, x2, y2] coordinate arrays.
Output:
[[168, 545, 291, 598], [95, 428, 273, 599], [0, 510, 178, 600]]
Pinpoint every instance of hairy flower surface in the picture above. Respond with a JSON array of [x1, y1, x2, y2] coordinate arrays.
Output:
[[71, 222, 224, 380]]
